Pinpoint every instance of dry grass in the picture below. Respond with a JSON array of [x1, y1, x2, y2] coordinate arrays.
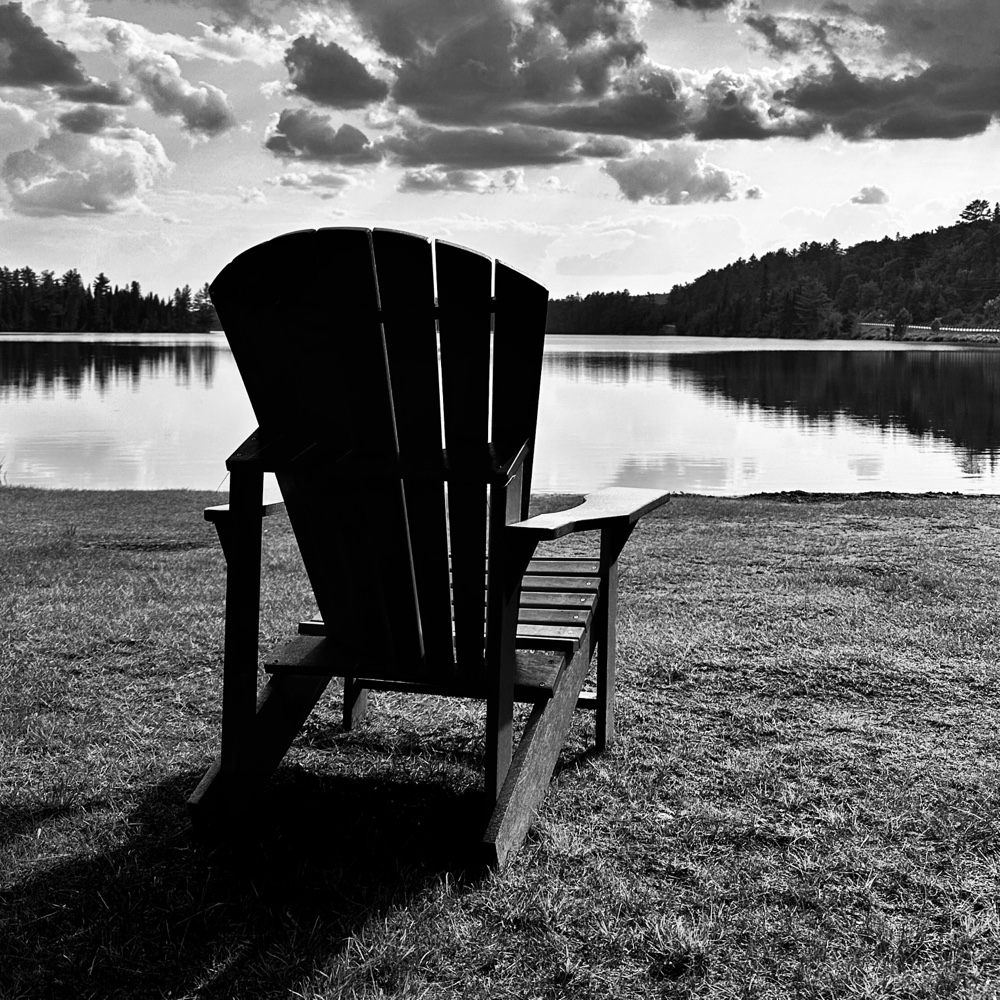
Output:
[[2, 487, 1000, 998]]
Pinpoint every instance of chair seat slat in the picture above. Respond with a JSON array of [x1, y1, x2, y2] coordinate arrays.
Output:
[[265, 635, 564, 699], [299, 615, 588, 653], [518, 591, 598, 609], [525, 558, 601, 576], [521, 575, 599, 592]]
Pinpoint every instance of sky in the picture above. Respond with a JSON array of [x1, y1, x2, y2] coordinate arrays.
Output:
[[1, 0, 999, 300]]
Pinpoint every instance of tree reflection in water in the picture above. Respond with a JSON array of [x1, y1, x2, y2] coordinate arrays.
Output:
[[0, 339, 217, 400], [547, 348, 1000, 467]]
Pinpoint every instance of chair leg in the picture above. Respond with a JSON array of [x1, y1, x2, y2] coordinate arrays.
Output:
[[216, 468, 264, 823], [595, 525, 631, 752], [483, 636, 593, 868], [189, 673, 333, 827], [343, 677, 369, 730]]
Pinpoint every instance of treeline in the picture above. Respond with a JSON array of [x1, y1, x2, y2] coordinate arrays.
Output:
[[545, 290, 670, 336], [546, 201, 1000, 338], [0, 267, 219, 332]]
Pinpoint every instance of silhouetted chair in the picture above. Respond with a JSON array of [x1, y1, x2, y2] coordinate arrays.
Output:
[[189, 228, 669, 866]]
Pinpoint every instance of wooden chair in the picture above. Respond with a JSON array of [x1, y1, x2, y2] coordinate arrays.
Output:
[[188, 227, 669, 867]]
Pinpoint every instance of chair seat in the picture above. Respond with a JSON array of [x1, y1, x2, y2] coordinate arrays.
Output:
[[270, 556, 602, 704]]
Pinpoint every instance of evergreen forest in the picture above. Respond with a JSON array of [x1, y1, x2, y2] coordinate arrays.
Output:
[[546, 201, 1000, 338], [0, 267, 219, 333]]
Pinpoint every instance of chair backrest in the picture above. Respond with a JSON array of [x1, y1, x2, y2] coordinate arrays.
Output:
[[210, 228, 549, 680]]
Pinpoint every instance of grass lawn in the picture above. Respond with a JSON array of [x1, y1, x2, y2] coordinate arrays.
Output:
[[2, 487, 999, 999]]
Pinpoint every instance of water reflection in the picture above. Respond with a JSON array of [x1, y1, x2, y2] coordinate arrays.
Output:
[[3, 334, 1000, 493], [668, 350, 1000, 461], [0, 334, 251, 490], [545, 349, 1000, 462], [0, 338, 217, 400], [535, 344, 1000, 494]]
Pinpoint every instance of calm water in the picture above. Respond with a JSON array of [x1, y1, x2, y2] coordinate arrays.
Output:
[[2, 333, 998, 495]]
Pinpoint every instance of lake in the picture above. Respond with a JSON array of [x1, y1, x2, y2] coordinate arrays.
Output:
[[2, 333, 999, 495]]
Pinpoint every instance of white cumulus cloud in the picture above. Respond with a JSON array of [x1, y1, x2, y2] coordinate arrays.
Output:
[[604, 144, 752, 204], [2, 126, 171, 216]]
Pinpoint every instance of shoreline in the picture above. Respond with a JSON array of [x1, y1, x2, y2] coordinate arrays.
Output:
[[1, 485, 995, 499]]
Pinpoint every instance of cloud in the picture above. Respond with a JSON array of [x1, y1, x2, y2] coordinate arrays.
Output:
[[264, 109, 383, 162], [189, 20, 287, 64], [386, 0, 646, 125], [863, 0, 1000, 70], [603, 144, 751, 204], [57, 104, 118, 134], [397, 167, 525, 195], [382, 122, 578, 169], [737, 1, 1000, 141], [0, 98, 44, 152], [0, 1, 88, 88], [779, 58, 997, 141], [106, 23, 238, 136], [574, 134, 634, 158], [59, 79, 134, 105], [267, 168, 358, 196], [665, 0, 734, 8], [237, 184, 266, 202], [283, 34, 390, 108], [21, 0, 287, 65], [2, 126, 171, 215], [851, 184, 889, 204]]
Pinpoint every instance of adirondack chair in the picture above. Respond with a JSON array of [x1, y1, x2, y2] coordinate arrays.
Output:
[[188, 227, 669, 867]]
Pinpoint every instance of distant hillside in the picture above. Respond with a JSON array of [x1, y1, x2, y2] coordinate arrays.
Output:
[[546, 202, 1000, 339]]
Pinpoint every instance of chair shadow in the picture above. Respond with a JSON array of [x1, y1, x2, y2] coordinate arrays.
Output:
[[1, 764, 485, 1000]]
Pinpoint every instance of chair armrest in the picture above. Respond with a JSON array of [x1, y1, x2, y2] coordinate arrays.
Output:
[[204, 495, 286, 522], [505, 487, 670, 541]]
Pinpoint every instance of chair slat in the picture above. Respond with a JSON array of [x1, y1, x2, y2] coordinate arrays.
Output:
[[436, 240, 493, 669], [521, 575, 599, 592], [526, 558, 601, 576], [214, 228, 423, 666], [519, 591, 598, 609], [373, 229, 454, 672], [491, 260, 548, 518]]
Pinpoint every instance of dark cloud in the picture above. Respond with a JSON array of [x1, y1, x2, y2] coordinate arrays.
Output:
[[264, 109, 384, 162], [235, 0, 1000, 186], [664, 0, 733, 8], [389, 0, 644, 125], [693, 69, 813, 140], [780, 58, 998, 140], [521, 68, 690, 139], [0, 1, 88, 88], [574, 134, 634, 157], [284, 35, 389, 109], [58, 80, 135, 106], [851, 185, 888, 204], [538, 0, 644, 48], [744, 13, 813, 56], [58, 105, 117, 134], [383, 123, 577, 169]]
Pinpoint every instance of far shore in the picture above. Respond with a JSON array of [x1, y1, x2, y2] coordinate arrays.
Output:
[[5, 326, 1000, 345]]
